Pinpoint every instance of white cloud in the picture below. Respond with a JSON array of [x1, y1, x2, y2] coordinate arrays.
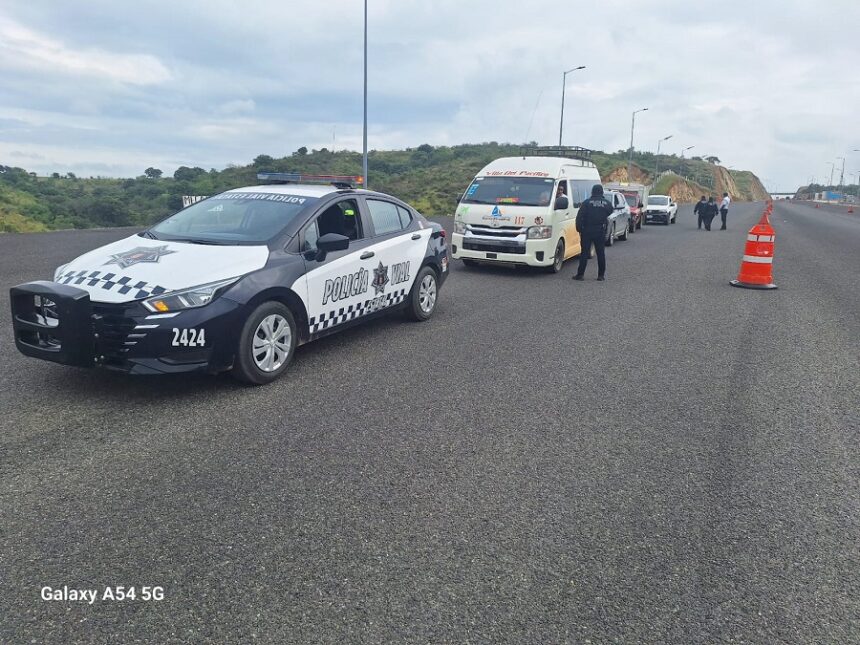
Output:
[[0, 16, 171, 85]]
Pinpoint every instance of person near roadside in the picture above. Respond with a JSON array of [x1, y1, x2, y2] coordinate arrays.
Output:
[[694, 195, 707, 229], [702, 196, 718, 231], [573, 184, 613, 281], [719, 192, 731, 230]]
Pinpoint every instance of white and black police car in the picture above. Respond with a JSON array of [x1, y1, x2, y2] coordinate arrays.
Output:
[[10, 174, 449, 384]]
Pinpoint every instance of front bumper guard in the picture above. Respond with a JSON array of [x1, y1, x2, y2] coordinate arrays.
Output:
[[10, 281, 95, 367]]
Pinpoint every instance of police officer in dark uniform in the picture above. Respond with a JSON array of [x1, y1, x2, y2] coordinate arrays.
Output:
[[694, 195, 707, 229], [573, 184, 613, 281]]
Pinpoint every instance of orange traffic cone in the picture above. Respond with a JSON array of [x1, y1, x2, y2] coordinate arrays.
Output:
[[730, 209, 777, 290]]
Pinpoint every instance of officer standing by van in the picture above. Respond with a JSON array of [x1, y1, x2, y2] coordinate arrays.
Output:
[[702, 196, 718, 230], [573, 184, 613, 281]]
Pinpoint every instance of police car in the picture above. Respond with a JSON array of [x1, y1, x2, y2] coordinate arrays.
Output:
[[10, 174, 449, 384]]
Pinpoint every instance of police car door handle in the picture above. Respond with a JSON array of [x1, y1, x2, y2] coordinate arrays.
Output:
[[411, 233, 421, 240], [360, 251, 375, 260]]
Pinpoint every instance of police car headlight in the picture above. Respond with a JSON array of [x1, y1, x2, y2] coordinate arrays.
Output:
[[527, 225, 553, 239], [454, 221, 468, 234], [53, 264, 69, 281], [142, 277, 239, 313]]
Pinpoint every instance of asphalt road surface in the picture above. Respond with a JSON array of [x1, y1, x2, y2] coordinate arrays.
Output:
[[2, 201, 858, 644]]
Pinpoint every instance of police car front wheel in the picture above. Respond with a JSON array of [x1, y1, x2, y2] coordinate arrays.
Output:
[[406, 266, 438, 322], [233, 301, 297, 384]]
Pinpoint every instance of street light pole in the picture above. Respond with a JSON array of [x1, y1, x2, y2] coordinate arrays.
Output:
[[655, 134, 672, 177], [362, 0, 368, 187], [827, 162, 835, 188], [558, 66, 586, 146], [680, 145, 694, 159], [837, 156, 845, 189], [627, 107, 648, 182]]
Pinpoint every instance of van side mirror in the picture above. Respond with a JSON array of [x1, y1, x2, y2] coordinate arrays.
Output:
[[554, 196, 569, 211], [314, 232, 350, 261], [639, 202, 644, 208], [455, 193, 464, 205]]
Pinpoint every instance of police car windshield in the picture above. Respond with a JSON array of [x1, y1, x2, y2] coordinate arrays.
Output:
[[462, 177, 556, 207], [648, 196, 669, 206], [149, 192, 318, 244]]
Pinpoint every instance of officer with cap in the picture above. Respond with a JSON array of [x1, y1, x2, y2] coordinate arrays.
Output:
[[573, 184, 613, 281]]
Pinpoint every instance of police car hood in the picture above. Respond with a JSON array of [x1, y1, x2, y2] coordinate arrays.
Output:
[[54, 234, 269, 304]]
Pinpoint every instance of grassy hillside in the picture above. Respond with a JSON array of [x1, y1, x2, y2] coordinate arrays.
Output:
[[0, 144, 767, 233]]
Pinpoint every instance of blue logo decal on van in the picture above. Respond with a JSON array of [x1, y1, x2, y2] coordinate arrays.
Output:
[[491, 206, 501, 217]]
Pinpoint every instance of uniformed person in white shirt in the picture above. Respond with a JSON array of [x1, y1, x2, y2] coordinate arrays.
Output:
[[719, 192, 731, 230]]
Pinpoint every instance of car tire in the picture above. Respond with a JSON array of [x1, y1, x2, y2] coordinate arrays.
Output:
[[606, 224, 615, 246], [545, 238, 565, 273], [462, 259, 479, 268], [636, 218, 642, 229], [619, 222, 629, 241], [406, 266, 438, 322], [232, 301, 297, 385], [629, 219, 635, 234], [671, 214, 676, 224]]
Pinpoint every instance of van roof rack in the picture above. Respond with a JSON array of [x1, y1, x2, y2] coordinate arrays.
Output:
[[519, 146, 594, 162]]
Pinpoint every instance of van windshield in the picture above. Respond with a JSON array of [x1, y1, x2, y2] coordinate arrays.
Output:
[[648, 196, 669, 206], [622, 193, 639, 206], [462, 177, 557, 207]]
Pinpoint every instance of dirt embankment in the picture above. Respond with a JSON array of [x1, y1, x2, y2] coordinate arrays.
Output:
[[603, 164, 650, 184]]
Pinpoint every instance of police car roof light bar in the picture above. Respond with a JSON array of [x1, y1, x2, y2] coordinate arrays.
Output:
[[256, 172, 364, 189], [520, 146, 594, 163]]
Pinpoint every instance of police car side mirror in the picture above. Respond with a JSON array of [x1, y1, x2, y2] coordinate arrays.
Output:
[[314, 233, 350, 261], [554, 196, 569, 211]]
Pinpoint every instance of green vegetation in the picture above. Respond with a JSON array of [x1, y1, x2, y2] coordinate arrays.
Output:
[[0, 144, 767, 233]]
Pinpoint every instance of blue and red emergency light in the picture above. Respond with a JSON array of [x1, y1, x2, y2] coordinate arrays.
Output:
[[256, 172, 364, 188]]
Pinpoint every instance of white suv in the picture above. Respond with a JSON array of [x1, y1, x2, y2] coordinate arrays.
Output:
[[644, 195, 678, 225]]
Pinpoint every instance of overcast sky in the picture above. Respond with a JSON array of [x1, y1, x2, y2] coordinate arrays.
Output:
[[1, 1, 858, 190]]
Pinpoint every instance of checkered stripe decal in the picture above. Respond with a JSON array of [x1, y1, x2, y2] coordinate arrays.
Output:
[[57, 270, 169, 300], [309, 289, 408, 334]]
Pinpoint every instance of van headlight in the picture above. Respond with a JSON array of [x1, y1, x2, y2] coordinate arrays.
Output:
[[454, 221, 468, 234], [527, 225, 553, 239], [142, 277, 239, 313]]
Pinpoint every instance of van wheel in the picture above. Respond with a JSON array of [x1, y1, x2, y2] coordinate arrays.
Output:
[[545, 239, 565, 273], [406, 266, 438, 322], [606, 224, 615, 246], [232, 301, 297, 385]]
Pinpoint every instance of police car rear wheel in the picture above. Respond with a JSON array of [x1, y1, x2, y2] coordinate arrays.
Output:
[[407, 266, 438, 322], [619, 223, 629, 241], [233, 302, 297, 384], [606, 224, 615, 246], [545, 239, 564, 273]]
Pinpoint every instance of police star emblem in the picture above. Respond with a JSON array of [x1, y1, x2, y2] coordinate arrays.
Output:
[[103, 245, 176, 269], [371, 261, 389, 295]]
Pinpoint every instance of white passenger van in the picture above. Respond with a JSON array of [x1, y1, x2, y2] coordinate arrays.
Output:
[[451, 147, 602, 272]]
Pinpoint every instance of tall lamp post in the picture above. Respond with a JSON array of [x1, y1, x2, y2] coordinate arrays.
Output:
[[362, 0, 368, 187], [558, 66, 586, 146], [826, 162, 835, 188], [680, 145, 694, 159], [837, 156, 845, 189], [654, 135, 672, 177], [627, 107, 648, 181]]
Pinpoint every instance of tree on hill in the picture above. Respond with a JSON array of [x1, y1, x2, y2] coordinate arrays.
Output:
[[705, 156, 721, 165], [144, 167, 163, 179]]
